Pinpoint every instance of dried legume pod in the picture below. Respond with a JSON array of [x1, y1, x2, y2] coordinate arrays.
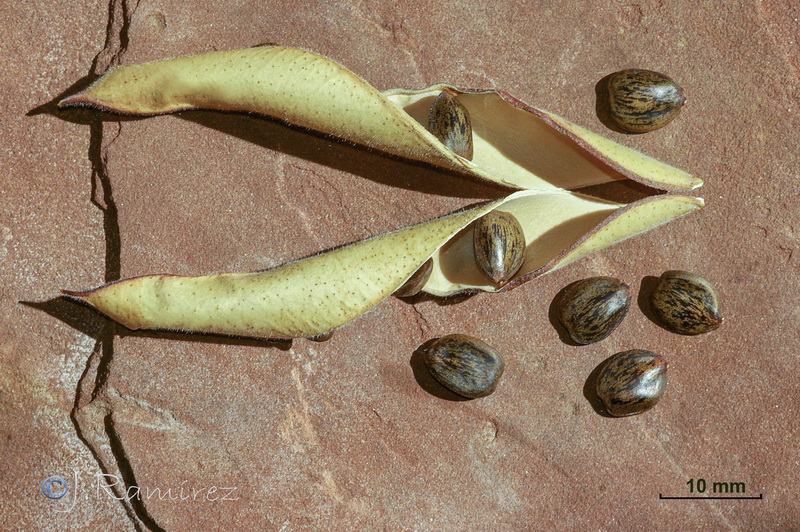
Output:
[[557, 277, 631, 344], [63, 204, 495, 340], [63, 190, 701, 339], [57, 46, 706, 339], [596, 349, 667, 417], [649, 270, 723, 335], [59, 46, 702, 192], [423, 334, 505, 398]]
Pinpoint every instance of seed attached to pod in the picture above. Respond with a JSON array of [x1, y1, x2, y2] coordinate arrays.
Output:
[[394, 258, 433, 298], [557, 277, 631, 344], [473, 211, 526, 285], [428, 90, 474, 159], [596, 349, 667, 417], [649, 270, 723, 335], [423, 334, 505, 399], [607, 69, 685, 133]]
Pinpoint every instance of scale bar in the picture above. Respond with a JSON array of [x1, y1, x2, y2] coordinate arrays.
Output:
[[660, 494, 763, 500]]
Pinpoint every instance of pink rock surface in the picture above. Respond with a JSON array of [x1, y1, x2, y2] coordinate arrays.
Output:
[[3, 0, 798, 529]]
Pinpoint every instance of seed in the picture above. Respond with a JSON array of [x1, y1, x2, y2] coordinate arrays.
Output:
[[428, 90, 474, 159], [423, 334, 505, 399], [394, 258, 433, 298], [307, 331, 333, 342], [607, 69, 685, 133], [649, 270, 723, 335], [473, 211, 525, 285], [596, 349, 667, 417], [557, 277, 631, 344]]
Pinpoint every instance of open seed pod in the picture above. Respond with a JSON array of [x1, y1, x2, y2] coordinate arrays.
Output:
[[59, 46, 704, 340], [60, 46, 701, 192]]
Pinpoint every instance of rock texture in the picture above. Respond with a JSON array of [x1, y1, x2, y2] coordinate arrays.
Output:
[[3, 1, 798, 529]]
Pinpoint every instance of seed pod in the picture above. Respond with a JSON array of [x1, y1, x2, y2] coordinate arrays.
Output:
[[596, 349, 667, 417], [428, 90, 474, 159], [57, 48, 705, 340], [394, 259, 433, 298], [650, 270, 723, 335], [607, 69, 685, 133], [423, 334, 505, 399], [557, 277, 631, 344], [473, 211, 526, 285]]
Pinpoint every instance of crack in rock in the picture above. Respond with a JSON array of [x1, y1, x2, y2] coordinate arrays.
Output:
[[70, 0, 165, 530]]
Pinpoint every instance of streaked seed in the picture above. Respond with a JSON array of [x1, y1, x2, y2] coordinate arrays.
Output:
[[423, 334, 505, 399], [607, 69, 685, 133], [473, 211, 525, 285], [596, 349, 667, 417], [307, 331, 333, 342], [394, 258, 433, 298], [650, 270, 723, 335], [428, 90, 474, 159], [557, 277, 631, 344]]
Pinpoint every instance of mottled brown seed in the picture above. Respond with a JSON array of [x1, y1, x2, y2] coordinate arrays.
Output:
[[650, 270, 723, 335], [307, 331, 333, 342], [423, 334, 505, 399], [394, 259, 433, 298], [607, 69, 685, 133], [596, 349, 667, 417], [473, 211, 525, 285], [557, 277, 631, 344], [428, 90, 474, 159]]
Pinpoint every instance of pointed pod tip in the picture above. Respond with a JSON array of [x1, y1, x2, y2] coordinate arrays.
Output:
[[688, 175, 704, 190], [61, 288, 90, 299], [57, 93, 91, 109]]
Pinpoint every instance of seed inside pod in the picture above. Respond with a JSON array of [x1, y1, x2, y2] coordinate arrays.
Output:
[[557, 277, 631, 344], [423, 334, 505, 399], [595, 349, 667, 417], [473, 211, 526, 285], [649, 270, 723, 335], [394, 258, 433, 298], [607, 69, 685, 133], [428, 90, 474, 159]]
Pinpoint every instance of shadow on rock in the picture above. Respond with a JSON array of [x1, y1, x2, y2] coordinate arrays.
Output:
[[583, 356, 616, 418], [595, 73, 633, 135], [180, 110, 507, 199], [637, 275, 664, 330], [548, 280, 584, 347]]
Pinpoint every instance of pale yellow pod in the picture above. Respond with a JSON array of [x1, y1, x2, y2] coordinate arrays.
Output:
[[63, 203, 499, 339], [60, 46, 702, 192], [64, 191, 702, 339], [58, 46, 706, 339], [61, 46, 464, 173]]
